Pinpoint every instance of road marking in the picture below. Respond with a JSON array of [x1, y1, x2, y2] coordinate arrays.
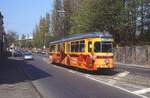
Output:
[[132, 88, 150, 95], [52, 65, 62, 69], [85, 75, 148, 98], [68, 70, 76, 74], [108, 79, 116, 84], [113, 71, 129, 80], [116, 71, 130, 77]]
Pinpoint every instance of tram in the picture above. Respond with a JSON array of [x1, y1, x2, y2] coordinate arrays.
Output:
[[49, 32, 114, 71]]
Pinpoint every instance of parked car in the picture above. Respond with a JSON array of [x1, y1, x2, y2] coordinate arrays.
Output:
[[14, 51, 22, 57], [41, 51, 46, 55], [23, 52, 33, 60]]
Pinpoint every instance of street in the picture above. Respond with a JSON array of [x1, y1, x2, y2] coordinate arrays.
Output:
[[117, 63, 150, 78], [1, 0, 150, 98], [13, 54, 148, 98]]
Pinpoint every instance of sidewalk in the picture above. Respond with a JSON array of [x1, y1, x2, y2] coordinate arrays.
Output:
[[0, 58, 40, 98]]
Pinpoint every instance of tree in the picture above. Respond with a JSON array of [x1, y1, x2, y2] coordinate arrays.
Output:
[[33, 0, 150, 46], [20, 34, 26, 48], [32, 13, 53, 48], [51, 0, 62, 39], [70, 0, 124, 38], [69, 0, 150, 46], [6, 31, 18, 47]]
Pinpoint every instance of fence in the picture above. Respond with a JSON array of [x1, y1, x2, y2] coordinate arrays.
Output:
[[114, 46, 150, 66]]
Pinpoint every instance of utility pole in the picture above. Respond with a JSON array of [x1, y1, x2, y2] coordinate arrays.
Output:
[[57, 9, 65, 39]]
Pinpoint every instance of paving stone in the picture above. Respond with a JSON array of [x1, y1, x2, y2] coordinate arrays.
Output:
[[0, 58, 40, 98]]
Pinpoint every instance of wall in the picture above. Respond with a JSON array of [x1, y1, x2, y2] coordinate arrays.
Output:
[[114, 46, 150, 66]]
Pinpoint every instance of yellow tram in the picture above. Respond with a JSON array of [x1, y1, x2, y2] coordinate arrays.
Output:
[[49, 32, 114, 71]]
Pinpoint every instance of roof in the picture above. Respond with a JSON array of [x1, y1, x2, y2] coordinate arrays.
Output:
[[50, 32, 112, 44]]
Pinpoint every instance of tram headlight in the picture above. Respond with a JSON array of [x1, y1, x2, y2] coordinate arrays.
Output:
[[105, 59, 110, 64]]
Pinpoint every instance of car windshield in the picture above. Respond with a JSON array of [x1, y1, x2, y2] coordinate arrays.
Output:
[[24, 52, 32, 55]]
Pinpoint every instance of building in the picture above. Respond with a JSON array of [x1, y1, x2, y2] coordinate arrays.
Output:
[[0, 11, 6, 58]]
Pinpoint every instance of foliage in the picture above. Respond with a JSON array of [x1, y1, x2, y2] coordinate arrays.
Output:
[[32, 0, 150, 47], [6, 31, 18, 47], [32, 13, 53, 48]]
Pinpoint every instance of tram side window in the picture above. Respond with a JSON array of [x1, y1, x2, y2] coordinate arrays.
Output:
[[63, 43, 65, 51], [79, 41, 85, 52], [66, 43, 70, 52], [75, 41, 79, 52], [50, 46, 51, 52], [57, 44, 60, 52], [71, 42, 75, 52], [50, 45, 56, 52], [88, 41, 92, 52], [71, 41, 85, 52]]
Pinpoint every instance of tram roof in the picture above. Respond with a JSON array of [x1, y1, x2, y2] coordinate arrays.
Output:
[[50, 32, 112, 44]]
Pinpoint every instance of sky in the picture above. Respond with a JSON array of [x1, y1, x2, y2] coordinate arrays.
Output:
[[0, 0, 54, 39]]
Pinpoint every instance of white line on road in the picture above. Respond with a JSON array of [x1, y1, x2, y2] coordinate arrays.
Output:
[[113, 71, 130, 80], [132, 88, 150, 95], [116, 71, 130, 77], [68, 70, 76, 74], [85, 75, 148, 98], [52, 65, 62, 69], [108, 79, 116, 84]]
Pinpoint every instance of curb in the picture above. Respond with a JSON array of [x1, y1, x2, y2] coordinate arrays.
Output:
[[115, 63, 150, 69]]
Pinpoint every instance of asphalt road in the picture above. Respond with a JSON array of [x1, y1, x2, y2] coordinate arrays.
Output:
[[116, 64, 150, 77], [16, 55, 143, 98]]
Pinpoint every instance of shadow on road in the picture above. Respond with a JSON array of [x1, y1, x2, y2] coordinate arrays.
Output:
[[0, 58, 51, 85]]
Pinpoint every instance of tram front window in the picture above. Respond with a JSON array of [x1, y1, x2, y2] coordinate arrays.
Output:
[[94, 42, 112, 53], [102, 43, 112, 52]]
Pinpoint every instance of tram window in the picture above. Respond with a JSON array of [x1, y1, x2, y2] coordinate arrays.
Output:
[[66, 43, 70, 52], [63, 43, 65, 50], [102, 43, 112, 52], [94, 42, 101, 52], [94, 42, 112, 52], [88, 41, 92, 52], [50, 46, 52, 52], [50, 45, 56, 52], [58, 44, 60, 52], [54, 45, 56, 52], [75, 41, 79, 52], [71, 42, 75, 52], [80, 41, 85, 52]]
